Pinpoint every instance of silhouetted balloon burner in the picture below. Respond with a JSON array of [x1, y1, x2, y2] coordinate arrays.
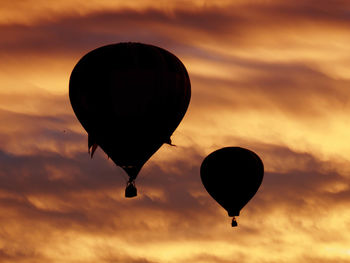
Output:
[[200, 147, 264, 227], [69, 42, 191, 197]]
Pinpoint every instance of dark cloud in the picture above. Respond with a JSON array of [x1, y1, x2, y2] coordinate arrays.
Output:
[[254, 0, 350, 25], [0, 105, 81, 156], [1, 104, 350, 236], [242, 142, 350, 207], [0, 106, 349, 261], [0, 248, 44, 263], [1, 2, 350, 261], [190, 61, 350, 119], [1, 1, 350, 56], [2, 4, 349, 124]]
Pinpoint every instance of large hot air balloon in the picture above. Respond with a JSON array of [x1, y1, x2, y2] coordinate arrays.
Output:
[[69, 43, 191, 197], [200, 147, 264, 227]]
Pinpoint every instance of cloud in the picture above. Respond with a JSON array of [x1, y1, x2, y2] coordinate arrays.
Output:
[[1, 1, 350, 262], [2, 2, 349, 124], [191, 61, 350, 116], [0, 103, 350, 262], [1, 1, 350, 56], [0, 248, 45, 263]]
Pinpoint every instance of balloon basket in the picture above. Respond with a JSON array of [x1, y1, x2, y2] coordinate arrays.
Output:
[[231, 216, 238, 227], [125, 181, 137, 198]]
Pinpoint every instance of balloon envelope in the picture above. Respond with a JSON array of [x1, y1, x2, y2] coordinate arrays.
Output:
[[69, 42, 191, 181], [200, 147, 264, 217]]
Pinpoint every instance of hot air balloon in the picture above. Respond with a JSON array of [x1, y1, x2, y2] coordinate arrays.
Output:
[[200, 147, 264, 227], [69, 43, 191, 197]]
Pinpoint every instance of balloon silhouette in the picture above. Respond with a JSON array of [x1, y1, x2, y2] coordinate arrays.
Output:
[[69, 42, 191, 197], [200, 147, 264, 227]]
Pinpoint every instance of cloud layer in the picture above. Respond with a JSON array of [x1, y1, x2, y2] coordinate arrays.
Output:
[[1, 1, 350, 262]]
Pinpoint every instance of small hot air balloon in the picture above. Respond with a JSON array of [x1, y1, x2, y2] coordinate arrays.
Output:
[[69, 43, 191, 197], [200, 147, 264, 227]]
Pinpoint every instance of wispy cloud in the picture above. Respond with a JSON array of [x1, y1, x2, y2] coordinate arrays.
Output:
[[1, 1, 350, 262]]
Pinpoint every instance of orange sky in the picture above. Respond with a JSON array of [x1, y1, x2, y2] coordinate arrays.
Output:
[[1, 0, 350, 262]]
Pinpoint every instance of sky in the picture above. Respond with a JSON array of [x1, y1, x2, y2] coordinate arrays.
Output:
[[1, 0, 350, 262]]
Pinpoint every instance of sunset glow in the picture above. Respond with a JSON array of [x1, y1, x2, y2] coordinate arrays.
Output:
[[1, 1, 350, 262]]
